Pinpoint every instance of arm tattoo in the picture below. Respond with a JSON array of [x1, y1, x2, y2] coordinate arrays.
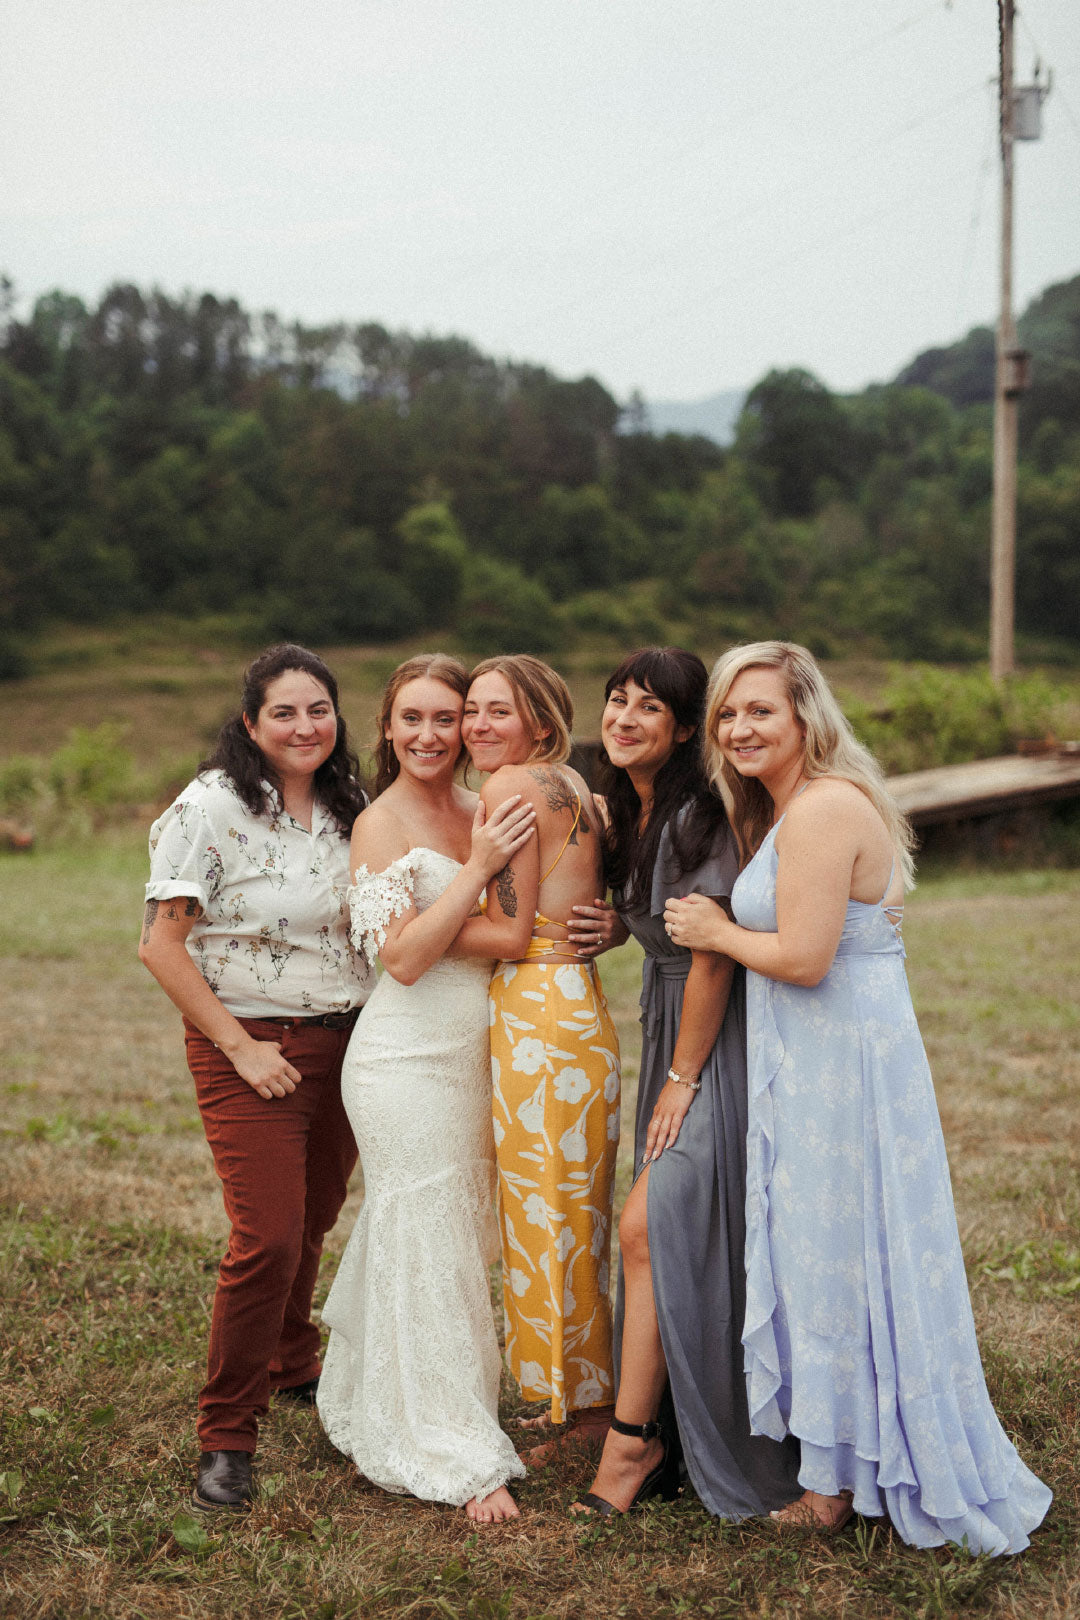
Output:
[[141, 899, 159, 945], [184, 897, 200, 918], [527, 768, 590, 844], [494, 864, 518, 917]]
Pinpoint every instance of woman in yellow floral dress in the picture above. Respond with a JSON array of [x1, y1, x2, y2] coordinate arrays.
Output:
[[455, 656, 620, 1458]]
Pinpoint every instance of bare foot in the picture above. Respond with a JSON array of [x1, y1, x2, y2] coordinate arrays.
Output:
[[569, 1428, 664, 1515], [465, 1485, 520, 1523], [511, 1412, 557, 1434], [526, 1405, 613, 1469], [770, 1489, 853, 1533], [570, 1404, 614, 1443]]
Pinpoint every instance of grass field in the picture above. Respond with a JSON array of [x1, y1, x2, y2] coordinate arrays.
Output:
[[0, 619, 911, 784], [0, 833, 1077, 1619]]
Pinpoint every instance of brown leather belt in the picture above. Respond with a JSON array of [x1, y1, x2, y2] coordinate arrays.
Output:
[[254, 1010, 360, 1031]]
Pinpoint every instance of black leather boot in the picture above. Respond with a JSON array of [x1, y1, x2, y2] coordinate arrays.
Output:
[[275, 1376, 320, 1406], [192, 1449, 254, 1511]]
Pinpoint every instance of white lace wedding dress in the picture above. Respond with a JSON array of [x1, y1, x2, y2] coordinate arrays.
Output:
[[317, 847, 524, 1506]]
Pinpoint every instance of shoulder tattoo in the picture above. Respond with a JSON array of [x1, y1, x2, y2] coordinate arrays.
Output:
[[527, 768, 589, 843]]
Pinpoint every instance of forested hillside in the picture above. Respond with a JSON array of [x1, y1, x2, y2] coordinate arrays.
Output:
[[1, 272, 1078, 672]]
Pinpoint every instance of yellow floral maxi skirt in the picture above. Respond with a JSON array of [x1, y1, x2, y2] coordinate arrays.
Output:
[[489, 952, 621, 1423]]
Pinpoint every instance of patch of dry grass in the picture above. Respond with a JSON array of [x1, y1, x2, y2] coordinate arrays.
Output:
[[1, 621, 911, 794], [0, 838, 1076, 1619]]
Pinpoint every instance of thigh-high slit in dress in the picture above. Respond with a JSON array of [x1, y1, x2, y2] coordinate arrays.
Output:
[[612, 816, 801, 1518]]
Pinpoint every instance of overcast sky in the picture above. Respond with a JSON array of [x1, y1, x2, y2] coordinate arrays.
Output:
[[3, 0, 1078, 402]]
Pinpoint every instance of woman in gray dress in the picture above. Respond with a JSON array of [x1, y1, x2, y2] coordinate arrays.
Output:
[[567, 647, 799, 1518]]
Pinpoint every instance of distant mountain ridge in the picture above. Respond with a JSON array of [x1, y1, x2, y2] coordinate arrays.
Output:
[[894, 272, 1080, 412], [637, 271, 1080, 446], [643, 388, 746, 445]]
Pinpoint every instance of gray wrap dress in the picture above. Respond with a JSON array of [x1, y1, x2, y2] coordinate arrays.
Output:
[[613, 816, 800, 1518]]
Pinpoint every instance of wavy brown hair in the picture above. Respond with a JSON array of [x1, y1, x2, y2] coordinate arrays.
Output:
[[467, 654, 574, 766], [201, 643, 366, 834], [373, 653, 471, 796]]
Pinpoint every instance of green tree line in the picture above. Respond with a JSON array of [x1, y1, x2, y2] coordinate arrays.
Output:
[[1, 272, 1078, 671]]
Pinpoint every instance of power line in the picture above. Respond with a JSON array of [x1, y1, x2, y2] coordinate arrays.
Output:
[[592, 146, 988, 380], [954, 80, 999, 329], [478, 76, 988, 358], [396, 0, 959, 309]]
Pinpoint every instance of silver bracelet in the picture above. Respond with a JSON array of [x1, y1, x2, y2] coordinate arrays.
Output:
[[667, 1067, 701, 1092]]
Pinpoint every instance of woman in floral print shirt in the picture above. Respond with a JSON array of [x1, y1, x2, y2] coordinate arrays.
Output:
[[140, 643, 373, 1515]]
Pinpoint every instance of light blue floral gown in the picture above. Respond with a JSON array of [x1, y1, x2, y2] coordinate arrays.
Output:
[[731, 819, 1052, 1555]]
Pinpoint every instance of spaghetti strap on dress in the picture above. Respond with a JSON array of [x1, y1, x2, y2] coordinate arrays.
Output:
[[732, 824, 1052, 1553], [488, 774, 621, 1421], [528, 779, 584, 945]]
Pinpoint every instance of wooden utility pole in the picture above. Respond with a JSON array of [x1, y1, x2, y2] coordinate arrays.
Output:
[[990, 0, 1018, 682]]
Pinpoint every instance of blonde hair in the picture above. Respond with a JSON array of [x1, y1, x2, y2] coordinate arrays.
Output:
[[468, 655, 573, 766], [374, 653, 470, 795], [703, 640, 916, 888]]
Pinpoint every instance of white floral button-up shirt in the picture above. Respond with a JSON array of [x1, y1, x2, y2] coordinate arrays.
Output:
[[146, 769, 374, 1017]]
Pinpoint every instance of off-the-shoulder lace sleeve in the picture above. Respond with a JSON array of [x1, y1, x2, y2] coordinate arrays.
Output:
[[347, 857, 416, 968]]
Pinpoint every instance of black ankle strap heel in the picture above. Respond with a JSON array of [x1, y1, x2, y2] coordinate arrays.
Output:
[[572, 1415, 680, 1518], [610, 1416, 662, 1442]]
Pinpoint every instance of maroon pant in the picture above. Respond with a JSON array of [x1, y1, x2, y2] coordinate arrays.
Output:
[[184, 1015, 358, 1453]]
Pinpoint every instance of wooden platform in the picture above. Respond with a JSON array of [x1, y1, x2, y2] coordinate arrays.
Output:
[[570, 741, 1080, 832], [887, 752, 1080, 827]]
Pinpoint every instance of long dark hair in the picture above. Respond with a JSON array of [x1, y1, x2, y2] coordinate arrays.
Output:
[[202, 644, 367, 834], [373, 653, 471, 796], [596, 647, 727, 901]]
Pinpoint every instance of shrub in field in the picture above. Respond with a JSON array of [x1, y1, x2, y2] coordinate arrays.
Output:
[[0, 755, 40, 817], [0, 723, 136, 840], [560, 587, 665, 644], [844, 665, 1078, 775], [48, 724, 134, 810], [457, 555, 564, 657], [1002, 669, 1080, 743]]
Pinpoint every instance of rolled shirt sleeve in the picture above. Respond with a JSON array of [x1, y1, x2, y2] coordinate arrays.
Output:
[[147, 794, 217, 909], [144, 771, 373, 1017]]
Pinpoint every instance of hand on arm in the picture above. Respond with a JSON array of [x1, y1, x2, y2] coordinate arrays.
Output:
[[644, 945, 734, 1163], [369, 795, 536, 983], [566, 900, 629, 958], [663, 786, 862, 986], [137, 898, 302, 1099], [450, 775, 540, 962]]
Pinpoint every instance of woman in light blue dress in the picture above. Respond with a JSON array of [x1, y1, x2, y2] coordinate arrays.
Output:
[[665, 641, 1051, 1555]]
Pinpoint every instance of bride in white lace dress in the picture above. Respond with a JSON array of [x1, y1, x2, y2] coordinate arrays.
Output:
[[317, 655, 535, 1523]]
